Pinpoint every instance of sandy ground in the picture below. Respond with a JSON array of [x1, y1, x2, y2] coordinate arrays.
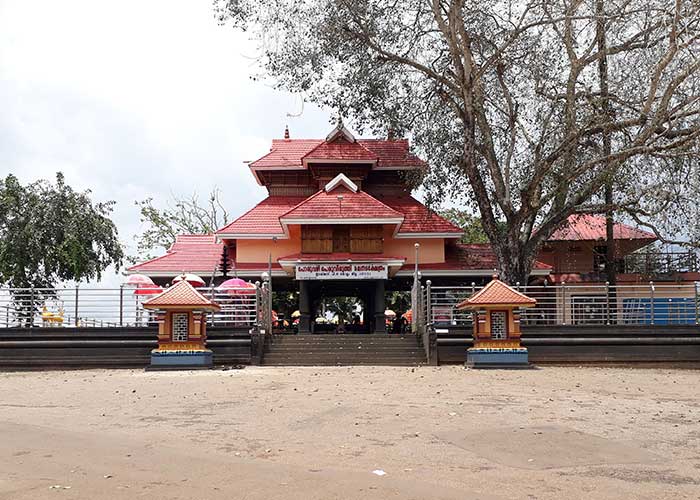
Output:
[[1, 366, 699, 500]]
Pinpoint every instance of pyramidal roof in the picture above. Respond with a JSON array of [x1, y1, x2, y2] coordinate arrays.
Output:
[[456, 277, 536, 309], [143, 280, 220, 311]]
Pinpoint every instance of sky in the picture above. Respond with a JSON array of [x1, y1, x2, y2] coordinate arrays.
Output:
[[0, 0, 336, 286]]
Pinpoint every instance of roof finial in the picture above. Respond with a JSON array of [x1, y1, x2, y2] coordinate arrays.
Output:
[[284, 125, 290, 140], [492, 271, 500, 280]]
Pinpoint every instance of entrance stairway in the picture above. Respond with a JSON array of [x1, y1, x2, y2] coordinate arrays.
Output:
[[262, 334, 426, 366]]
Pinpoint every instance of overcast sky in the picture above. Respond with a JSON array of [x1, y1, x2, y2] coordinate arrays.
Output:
[[0, 0, 340, 286]]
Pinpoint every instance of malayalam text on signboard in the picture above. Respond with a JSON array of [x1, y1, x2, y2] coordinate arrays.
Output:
[[295, 263, 388, 280]]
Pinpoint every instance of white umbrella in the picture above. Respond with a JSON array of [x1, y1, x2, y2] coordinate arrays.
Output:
[[172, 273, 206, 287]]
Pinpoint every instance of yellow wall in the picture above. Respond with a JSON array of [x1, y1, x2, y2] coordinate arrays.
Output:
[[234, 224, 446, 264], [235, 226, 302, 262], [382, 227, 445, 264]]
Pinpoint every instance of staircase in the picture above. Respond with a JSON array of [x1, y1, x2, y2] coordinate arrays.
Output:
[[262, 334, 426, 366]]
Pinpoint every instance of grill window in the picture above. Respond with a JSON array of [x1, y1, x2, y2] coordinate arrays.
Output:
[[172, 313, 189, 342], [490, 311, 507, 339]]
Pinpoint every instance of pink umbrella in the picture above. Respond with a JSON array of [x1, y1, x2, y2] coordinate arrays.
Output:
[[217, 278, 256, 295], [172, 273, 206, 287], [124, 274, 162, 295], [124, 274, 154, 286]]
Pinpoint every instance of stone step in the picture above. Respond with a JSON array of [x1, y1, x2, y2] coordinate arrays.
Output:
[[271, 338, 418, 344], [265, 361, 421, 366], [263, 334, 424, 366], [263, 353, 425, 362]]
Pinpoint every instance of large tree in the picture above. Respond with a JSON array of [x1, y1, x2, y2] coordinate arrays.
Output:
[[0, 173, 123, 289], [218, 0, 700, 282]]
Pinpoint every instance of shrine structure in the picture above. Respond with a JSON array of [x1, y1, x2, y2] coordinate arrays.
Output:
[[142, 280, 220, 368], [456, 276, 535, 368]]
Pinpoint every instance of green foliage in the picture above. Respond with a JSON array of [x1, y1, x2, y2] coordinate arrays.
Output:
[[272, 291, 298, 320], [438, 208, 489, 244], [0, 173, 123, 288], [132, 188, 229, 263], [323, 297, 359, 325], [386, 291, 410, 314]]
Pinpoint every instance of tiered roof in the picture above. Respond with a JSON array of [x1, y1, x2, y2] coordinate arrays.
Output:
[[142, 280, 220, 311], [248, 124, 426, 175], [280, 188, 403, 224], [216, 174, 462, 238], [382, 196, 463, 236], [216, 196, 307, 237]]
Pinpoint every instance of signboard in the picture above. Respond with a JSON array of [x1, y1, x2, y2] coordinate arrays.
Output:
[[295, 263, 388, 280]]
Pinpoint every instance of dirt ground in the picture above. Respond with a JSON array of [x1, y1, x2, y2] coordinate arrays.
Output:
[[1, 365, 699, 500]]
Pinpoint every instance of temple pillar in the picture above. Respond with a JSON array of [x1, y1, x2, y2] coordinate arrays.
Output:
[[373, 280, 386, 334], [299, 281, 311, 334]]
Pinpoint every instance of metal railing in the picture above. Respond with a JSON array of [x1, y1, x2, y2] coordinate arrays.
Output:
[[0, 286, 259, 328], [622, 251, 698, 275], [427, 282, 700, 328]]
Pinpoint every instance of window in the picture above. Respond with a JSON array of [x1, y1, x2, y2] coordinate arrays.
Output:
[[302, 225, 333, 253], [350, 225, 383, 253], [490, 311, 507, 339], [172, 313, 189, 342]]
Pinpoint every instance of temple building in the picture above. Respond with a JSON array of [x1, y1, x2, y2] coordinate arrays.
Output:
[[128, 122, 698, 333]]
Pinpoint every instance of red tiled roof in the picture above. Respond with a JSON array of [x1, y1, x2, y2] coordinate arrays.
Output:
[[304, 138, 378, 162], [278, 252, 405, 263], [280, 187, 403, 221], [399, 244, 552, 273], [456, 278, 536, 308], [217, 196, 306, 236], [249, 139, 322, 168], [128, 235, 223, 274], [143, 280, 220, 310], [359, 139, 426, 168], [381, 196, 463, 235], [548, 214, 657, 241], [248, 137, 425, 169]]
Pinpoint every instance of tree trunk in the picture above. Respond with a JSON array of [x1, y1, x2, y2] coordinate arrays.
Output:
[[596, 0, 617, 286]]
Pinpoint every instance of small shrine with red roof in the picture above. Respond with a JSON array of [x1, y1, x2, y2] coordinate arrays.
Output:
[[456, 276, 536, 368], [143, 280, 220, 368], [127, 119, 695, 335]]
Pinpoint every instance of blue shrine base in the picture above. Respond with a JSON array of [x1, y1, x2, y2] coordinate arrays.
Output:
[[466, 348, 530, 369], [149, 349, 213, 369]]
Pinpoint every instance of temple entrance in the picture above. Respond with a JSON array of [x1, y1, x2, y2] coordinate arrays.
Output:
[[312, 296, 368, 334], [298, 279, 387, 334]]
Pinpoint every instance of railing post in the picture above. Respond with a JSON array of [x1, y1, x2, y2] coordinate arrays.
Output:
[[649, 281, 655, 325], [561, 281, 567, 325], [695, 281, 699, 325], [119, 285, 124, 327], [605, 281, 611, 325], [29, 287, 35, 328], [426, 280, 432, 327], [74, 285, 80, 327]]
